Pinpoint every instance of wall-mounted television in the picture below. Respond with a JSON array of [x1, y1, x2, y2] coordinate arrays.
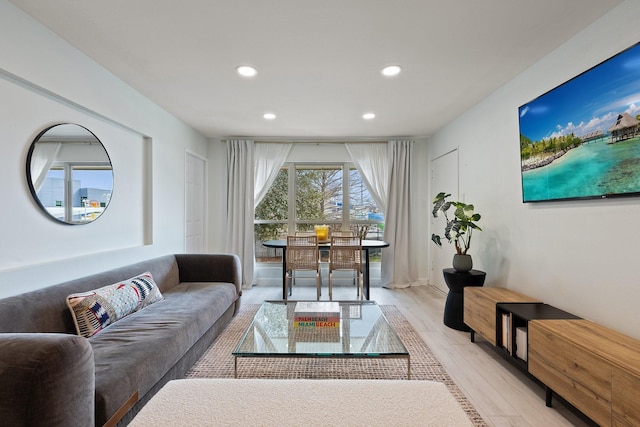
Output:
[[519, 42, 640, 202]]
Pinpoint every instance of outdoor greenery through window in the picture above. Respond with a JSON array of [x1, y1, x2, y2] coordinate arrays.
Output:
[[255, 163, 384, 263]]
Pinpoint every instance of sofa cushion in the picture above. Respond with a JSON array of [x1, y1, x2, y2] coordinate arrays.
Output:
[[66, 272, 163, 338], [89, 281, 237, 426]]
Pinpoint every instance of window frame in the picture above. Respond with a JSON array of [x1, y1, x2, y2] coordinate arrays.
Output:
[[255, 161, 383, 234]]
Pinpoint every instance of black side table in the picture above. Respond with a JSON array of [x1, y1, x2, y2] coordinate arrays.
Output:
[[443, 268, 486, 331]]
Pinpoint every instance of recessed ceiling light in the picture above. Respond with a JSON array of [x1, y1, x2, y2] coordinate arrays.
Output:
[[236, 65, 258, 77], [381, 65, 402, 77], [263, 113, 276, 120], [363, 113, 376, 120]]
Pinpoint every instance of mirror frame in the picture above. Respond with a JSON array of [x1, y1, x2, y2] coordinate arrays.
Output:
[[26, 123, 114, 225]]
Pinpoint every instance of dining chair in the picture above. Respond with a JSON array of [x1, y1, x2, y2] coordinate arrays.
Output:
[[357, 224, 370, 239], [285, 235, 321, 300], [328, 235, 363, 300], [348, 224, 370, 240], [330, 230, 357, 237], [326, 231, 354, 267]]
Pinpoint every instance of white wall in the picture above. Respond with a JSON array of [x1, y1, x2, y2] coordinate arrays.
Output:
[[0, 1, 208, 298], [428, 0, 640, 339]]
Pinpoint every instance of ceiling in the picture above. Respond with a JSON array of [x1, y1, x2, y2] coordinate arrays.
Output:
[[10, 0, 623, 140]]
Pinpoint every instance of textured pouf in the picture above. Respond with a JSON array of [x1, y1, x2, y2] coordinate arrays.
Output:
[[130, 378, 473, 426]]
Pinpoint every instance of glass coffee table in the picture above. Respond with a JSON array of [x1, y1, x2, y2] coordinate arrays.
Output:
[[232, 300, 410, 378]]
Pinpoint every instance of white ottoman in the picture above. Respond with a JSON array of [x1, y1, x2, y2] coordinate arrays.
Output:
[[130, 378, 473, 426]]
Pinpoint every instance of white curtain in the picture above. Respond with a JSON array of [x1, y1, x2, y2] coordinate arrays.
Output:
[[383, 140, 417, 288], [346, 141, 417, 289], [30, 142, 62, 192], [345, 143, 389, 210], [226, 141, 291, 289], [254, 143, 292, 205], [225, 140, 255, 289]]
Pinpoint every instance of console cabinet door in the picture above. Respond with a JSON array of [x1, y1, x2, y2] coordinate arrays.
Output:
[[463, 287, 498, 345], [612, 367, 640, 427], [528, 320, 612, 426]]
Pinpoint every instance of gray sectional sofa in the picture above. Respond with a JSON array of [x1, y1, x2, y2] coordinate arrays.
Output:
[[0, 253, 242, 427]]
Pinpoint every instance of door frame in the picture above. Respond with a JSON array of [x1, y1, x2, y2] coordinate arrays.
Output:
[[185, 150, 208, 253]]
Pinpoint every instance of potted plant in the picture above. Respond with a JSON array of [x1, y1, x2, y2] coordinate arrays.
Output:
[[431, 192, 482, 272]]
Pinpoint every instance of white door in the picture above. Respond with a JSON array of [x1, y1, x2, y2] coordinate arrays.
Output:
[[430, 149, 459, 293], [185, 151, 207, 253]]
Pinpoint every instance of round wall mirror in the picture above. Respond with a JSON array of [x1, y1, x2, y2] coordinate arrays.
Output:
[[26, 123, 113, 225]]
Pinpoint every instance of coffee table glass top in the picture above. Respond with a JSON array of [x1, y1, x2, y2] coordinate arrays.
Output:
[[233, 301, 408, 357]]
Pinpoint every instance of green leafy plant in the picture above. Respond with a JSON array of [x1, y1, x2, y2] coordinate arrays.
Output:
[[431, 192, 482, 255]]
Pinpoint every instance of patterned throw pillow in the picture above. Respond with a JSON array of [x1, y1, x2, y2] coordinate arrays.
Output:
[[66, 272, 163, 338]]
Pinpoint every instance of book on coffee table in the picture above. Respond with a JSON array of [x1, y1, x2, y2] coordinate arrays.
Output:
[[294, 302, 340, 327]]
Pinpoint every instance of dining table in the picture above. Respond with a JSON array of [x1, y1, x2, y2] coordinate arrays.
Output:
[[262, 239, 390, 300]]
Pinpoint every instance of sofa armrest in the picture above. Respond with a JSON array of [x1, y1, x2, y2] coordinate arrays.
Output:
[[0, 333, 95, 427], [174, 254, 242, 296]]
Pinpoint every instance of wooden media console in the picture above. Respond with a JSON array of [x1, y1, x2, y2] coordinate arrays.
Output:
[[464, 287, 640, 426]]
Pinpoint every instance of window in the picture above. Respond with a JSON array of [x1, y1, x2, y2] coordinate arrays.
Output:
[[255, 162, 384, 262], [38, 164, 113, 223], [295, 164, 343, 231]]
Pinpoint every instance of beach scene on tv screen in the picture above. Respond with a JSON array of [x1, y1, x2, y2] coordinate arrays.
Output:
[[519, 43, 640, 202]]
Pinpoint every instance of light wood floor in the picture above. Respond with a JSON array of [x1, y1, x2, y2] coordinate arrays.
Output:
[[241, 280, 594, 427]]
